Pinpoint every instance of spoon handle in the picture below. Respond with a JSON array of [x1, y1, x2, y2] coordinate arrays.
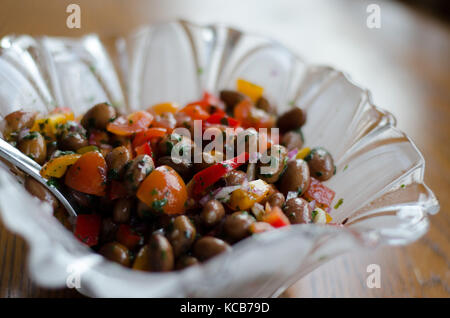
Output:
[[0, 137, 78, 218]]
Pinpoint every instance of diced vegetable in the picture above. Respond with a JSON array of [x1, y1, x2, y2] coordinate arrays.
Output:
[[31, 112, 74, 140], [304, 177, 335, 209], [116, 224, 142, 250], [64, 151, 107, 196], [179, 104, 210, 120], [312, 207, 327, 224], [233, 99, 275, 129], [148, 102, 179, 115], [296, 147, 311, 160], [249, 222, 275, 234], [88, 129, 109, 146], [262, 205, 290, 228], [74, 214, 101, 247], [134, 141, 153, 157], [236, 78, 264, 102], [185, 92, 224, 114], [76, 145, 99, 154], [137, 165, 188, 215], [229, 179, 270, 211], [132, 127, 167, 149], [107, 111, 153, 136], [205, 113, 240, 128], [187, 152, 249, 198], [40, 153, 82, 178]]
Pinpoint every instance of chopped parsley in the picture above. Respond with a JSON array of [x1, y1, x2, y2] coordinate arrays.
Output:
[[151, 198, 168, 213]]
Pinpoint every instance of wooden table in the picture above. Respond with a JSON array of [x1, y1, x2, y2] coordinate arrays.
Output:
[[0, 0, 449, 298]]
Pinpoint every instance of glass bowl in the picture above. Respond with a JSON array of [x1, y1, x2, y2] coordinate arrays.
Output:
[[0, 20, 439, 297]]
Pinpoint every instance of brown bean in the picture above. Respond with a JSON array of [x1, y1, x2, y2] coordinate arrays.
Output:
[[277, 107, 306, 132], [158, 133, 192, 157], [257, 144, 288, 183], [175, 255, 199, 270], [137, 200, 154, 219], [106, 146, 132, 179], [99, 242, 131, 267], [201, 200, 225, 227], [168, 215, 197, 257], [132, 244, 151, 271], [281, 131, 304, 151], [149, 233, 174, 272], [267, 192, 285, 208], [100, 217, 118, 243], [193, 236, 231, 261], [5, 111, 36, 132], [224, 211, 255, 241], [278, 159, 310, 196], [305, 147, 335, 181], [112, 198, 133, 224], [224, 170, 247, 186], [18, 131, 47, 164], [220, 90, 246, 112], [58, 124, 88, 151], [256, 96, 275, 114], [156, 156, 193, 181], [124, 154, 154, 193], [24, 176, 58, 209], [284, 197, 312, 224], [81, 102, 117, 130]]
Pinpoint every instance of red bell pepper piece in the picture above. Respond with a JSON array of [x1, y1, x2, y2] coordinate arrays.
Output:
[[304, 177, 336, 209], [132, 127, 167, 149], [205, 113, 240, 128], [109, 180, 128, 200], [134, 141, 153, 157], [185, 91, 224, 113], [74, 214, 102, 247], [188, 152, 249, 197], [116, 224, 142, 250], [262, 206, 290, 228]]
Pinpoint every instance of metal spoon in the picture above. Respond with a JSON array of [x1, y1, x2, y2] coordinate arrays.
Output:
[[0, 137, 78, 218]]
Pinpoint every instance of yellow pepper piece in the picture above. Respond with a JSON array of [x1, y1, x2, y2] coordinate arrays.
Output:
[[76, 145, 99, 154], [149, 102, 179, 115], [326, 212, 333, 224], [236, 78, 264, 103], [40, 154, 82, 178], [229, 179, 270, 211], [296, 147, 311, 160], [31, 113, 72, 140]]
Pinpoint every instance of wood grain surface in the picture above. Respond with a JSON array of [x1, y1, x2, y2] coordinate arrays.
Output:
[[0, 0, 448, 298]]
